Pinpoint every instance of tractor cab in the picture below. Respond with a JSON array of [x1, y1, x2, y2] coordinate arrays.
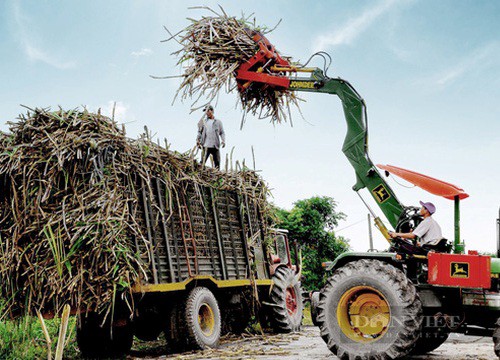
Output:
[[268, 229, 300, 276]]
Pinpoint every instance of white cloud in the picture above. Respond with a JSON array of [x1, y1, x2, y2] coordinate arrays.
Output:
[[389, 44, 413, 63], [101, 101, 129, 121], [24, 44, 76, 69], [434, 42, 500, 86], [11, 1, 76, 69], [314, 0, 399, 50], [131, 48, 152, 57]]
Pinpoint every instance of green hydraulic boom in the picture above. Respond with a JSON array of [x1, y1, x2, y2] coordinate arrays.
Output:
[[234, 31, 411, 240], [235, 30, 467, 243], [237, 58, 406, 239], [286, 68, 405, 233]]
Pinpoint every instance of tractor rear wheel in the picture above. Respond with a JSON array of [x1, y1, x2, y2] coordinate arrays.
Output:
[[267, 266, 303, 333], [77, 312, 133, 359], [317, 259, 422, 359], [410, 317, 450, 355]]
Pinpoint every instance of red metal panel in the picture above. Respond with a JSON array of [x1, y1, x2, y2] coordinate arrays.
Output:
[[236, 70, 290, 88], [427, 252, 491, 289]]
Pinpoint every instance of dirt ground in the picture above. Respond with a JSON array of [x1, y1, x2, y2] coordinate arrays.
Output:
[[128, 326, 497, 360]]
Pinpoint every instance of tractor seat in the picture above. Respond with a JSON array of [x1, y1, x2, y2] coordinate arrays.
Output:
[[390, 238, 427, 256], [421, 238, 451, 253], [390, 237, 451, 255]]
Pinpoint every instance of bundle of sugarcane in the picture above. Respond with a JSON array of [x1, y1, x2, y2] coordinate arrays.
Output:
[[167, 6, 301, 123], [0, 107, 270, 319]]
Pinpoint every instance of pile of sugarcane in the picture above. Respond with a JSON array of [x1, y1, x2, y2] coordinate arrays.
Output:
[[0, 107, 270, 319], [167, 6, 301, 123]]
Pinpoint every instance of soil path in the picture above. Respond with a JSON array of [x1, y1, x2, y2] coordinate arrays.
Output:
[[128, 326, 496, 359]]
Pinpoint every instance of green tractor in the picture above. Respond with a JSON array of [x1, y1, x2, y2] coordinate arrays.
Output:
[[235, 30, 500, 359]]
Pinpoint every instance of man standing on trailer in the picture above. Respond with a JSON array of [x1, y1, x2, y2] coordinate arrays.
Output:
[[197, 105, 225, 169]]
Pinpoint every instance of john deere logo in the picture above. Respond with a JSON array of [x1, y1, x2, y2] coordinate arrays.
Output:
[[372, 185, 390, 203], [289, 81, 315, 89], [451, 262, 469, 278]]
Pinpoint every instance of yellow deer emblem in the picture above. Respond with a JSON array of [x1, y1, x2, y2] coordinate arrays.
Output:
[[452, 263, 468, 276], [375, 189, 386, 199], [372, 185, 390, 203]]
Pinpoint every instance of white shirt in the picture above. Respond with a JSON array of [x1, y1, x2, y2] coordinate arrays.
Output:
[[203, 119, 217, 148], [197, 117, 225, 149], [413, 217, 442, 245]]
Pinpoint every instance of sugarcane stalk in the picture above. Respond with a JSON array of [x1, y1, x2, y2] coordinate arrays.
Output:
[[37, 310, 52, 360], [54, 304, 71, 360]]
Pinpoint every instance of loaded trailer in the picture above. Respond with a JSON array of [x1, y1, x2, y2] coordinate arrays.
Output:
[[84, 173, 305, 358], [0, 109, 303, 359]]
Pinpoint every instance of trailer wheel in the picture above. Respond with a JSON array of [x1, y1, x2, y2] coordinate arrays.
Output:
[[133, 307, 164, 341], [222, 305, 252, 335], [493, 317, 500, 357], [165, 302, 185, 353], [317, 259, 422, 359], [268, 266, 303, 333], [171, 287, 221, 351], [77, 313, 133, 359]]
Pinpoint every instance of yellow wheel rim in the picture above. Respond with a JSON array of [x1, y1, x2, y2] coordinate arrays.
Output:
[[198, 303, 215, 336], [337, 286, 390, 343]]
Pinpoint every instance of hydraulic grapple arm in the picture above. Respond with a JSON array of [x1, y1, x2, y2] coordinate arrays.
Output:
[[235, 31, 405, 239]]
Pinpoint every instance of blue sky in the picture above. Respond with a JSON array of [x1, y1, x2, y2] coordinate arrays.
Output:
[[1, 0, 499, 252]]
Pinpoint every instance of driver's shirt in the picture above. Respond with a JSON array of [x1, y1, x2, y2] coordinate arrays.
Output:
[[413, 217, 442, 245]]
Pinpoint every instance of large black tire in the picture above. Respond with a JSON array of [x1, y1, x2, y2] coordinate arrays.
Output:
[[493, 317, 500, 357], [168, 287, 221, 351], [77, 312, 133, 359], [133, 306, 165, 341], [410, 316, 450, 355], [267, 267, 303, 333], [310, 291, 321, 327], [165, 302, 186, 353], [317, 259, 422, 360], [222, 302, 252, 335], [411, 329, 449, 355]]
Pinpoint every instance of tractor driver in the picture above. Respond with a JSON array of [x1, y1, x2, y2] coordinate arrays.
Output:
[[389, 201, 444, 250]]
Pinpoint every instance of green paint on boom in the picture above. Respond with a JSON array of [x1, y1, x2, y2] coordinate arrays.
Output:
[[289, 69, 405, 229]]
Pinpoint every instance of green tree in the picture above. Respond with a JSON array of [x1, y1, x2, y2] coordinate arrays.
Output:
[[275, 196, 350, 291]]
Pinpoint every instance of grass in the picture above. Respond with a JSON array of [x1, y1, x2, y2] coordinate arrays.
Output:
[[0, 316, 79, 360], [0, 305, 316, 359], [302, 303, 313, 326]]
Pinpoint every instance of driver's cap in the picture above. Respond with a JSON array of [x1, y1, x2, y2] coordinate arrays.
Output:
[[419, 201, 436, 215]]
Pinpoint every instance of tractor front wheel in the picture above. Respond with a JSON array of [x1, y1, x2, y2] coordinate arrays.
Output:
[[317, 259, 422, 359]]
